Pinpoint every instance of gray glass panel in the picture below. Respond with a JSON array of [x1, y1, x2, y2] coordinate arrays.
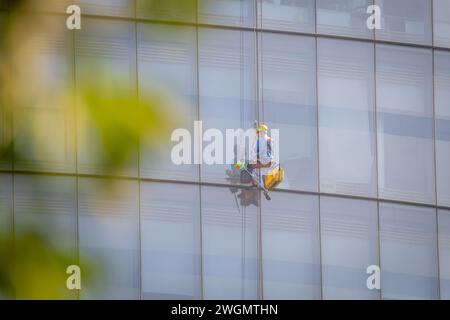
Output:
[[198, 0, 256, 27], [379, 202, 439, 299], [434, 0, 450, 48], [439, 209, 450, 300], [199, 28, 256, 185], [202, 186, 258, 299], [136, 0, 197, 23], [79, 178, 140, 299], [262, 192, 321, 299], [435, 51, 450, 207], [321, 196, 379, 299], [261, 0, 315, 33], [14, 174, 77, 258], [262, 33, 317, 192], [0, 174, 12, 237], [317, 0, 374, 39], [75, 0, 135, 18], [318, 39, 376, 197], [75, 18, 138, 177], [375, 0, 432, 45], [141, 182, 201, 299], [138, 23, 199, 182], [376, 45, 434, 204], [13, 15, 75, 173]]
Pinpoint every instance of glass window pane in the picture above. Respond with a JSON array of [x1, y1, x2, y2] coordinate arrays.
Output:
[[318, 39, 376, 197], [13, 15, 75, 174], [202, 186, 258, 299], [198, 0, 256, 27], [321, 196, 379, 299], [435, 51, 450, 207], [439, 209, 450, 300], [0, 174, 12, 237], [262, 192, 320, 299], [75, 18, 138, 177], [262, 33, 317, 192], [136, 0, 196, 23], [138, 23, 199, 182], [141, 182, 201, 299], [376, 45, 434, 204], [375, 0, 432, 45], [14, 175, 77, 258], [79, 178, 140, 299], [379, 202, 439, 299], [75, 0, 135, 18], [261, 0, 315, 33], [317, 0, 374, 39], [0, 12, 10, 170], [24, 0, 73, 13], [434, 0, 450, 48], [199, 28, 256, 185]]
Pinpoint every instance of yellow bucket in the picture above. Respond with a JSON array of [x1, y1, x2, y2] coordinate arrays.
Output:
[[264, 166, 284, 190]]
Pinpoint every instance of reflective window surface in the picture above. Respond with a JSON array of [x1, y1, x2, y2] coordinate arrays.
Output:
[[198, 0, 256, 27], [136, 0, 197, 23], [261, 0, 315, 33], [317, 0, 374, 39], [79, 178, 140, 299], [433, 0, 450, 48], [76, 18, 138, 176], [138, 23, 199, 182], [14, 175, 78, 259], [199, 28, 256, 185], [141, 182, 201, 299], [0, 174, 12, 236], [375, 0, 432, 45], [2, 0, 450, 300], [376, 45, 435, 204], [202, 186, 258, 299], [435, 51, 450, 207], [439, 209, 450, 300], [75, 0, 135, 18], [262, 192, 321, 299], [13, 15, 75, 174], [321, 197, 379, 299], [318, 39, 376, 197], [263, 33, 318, 192], [379, 202, 439, 299]]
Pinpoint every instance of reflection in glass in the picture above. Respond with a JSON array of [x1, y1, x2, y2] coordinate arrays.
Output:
[[379, 202, 439, 299], [262, 33, 317, 192], [202, 186, 258, 299], [321, 196, 379, 299], [318, 39, 376, 197], [141, 182, 201, 299], [375, 0, 432, 45], [317, 0, 374, 39], [199, 28, 256, 185], [262, 192, 320, 299], [435, 51, 450, 207], [376, 45, 434, 204], [261, 0, 315, 33], [198, 0, 256, 27]]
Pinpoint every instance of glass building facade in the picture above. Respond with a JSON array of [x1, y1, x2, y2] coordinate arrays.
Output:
[[0, 0, 450, 299]]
